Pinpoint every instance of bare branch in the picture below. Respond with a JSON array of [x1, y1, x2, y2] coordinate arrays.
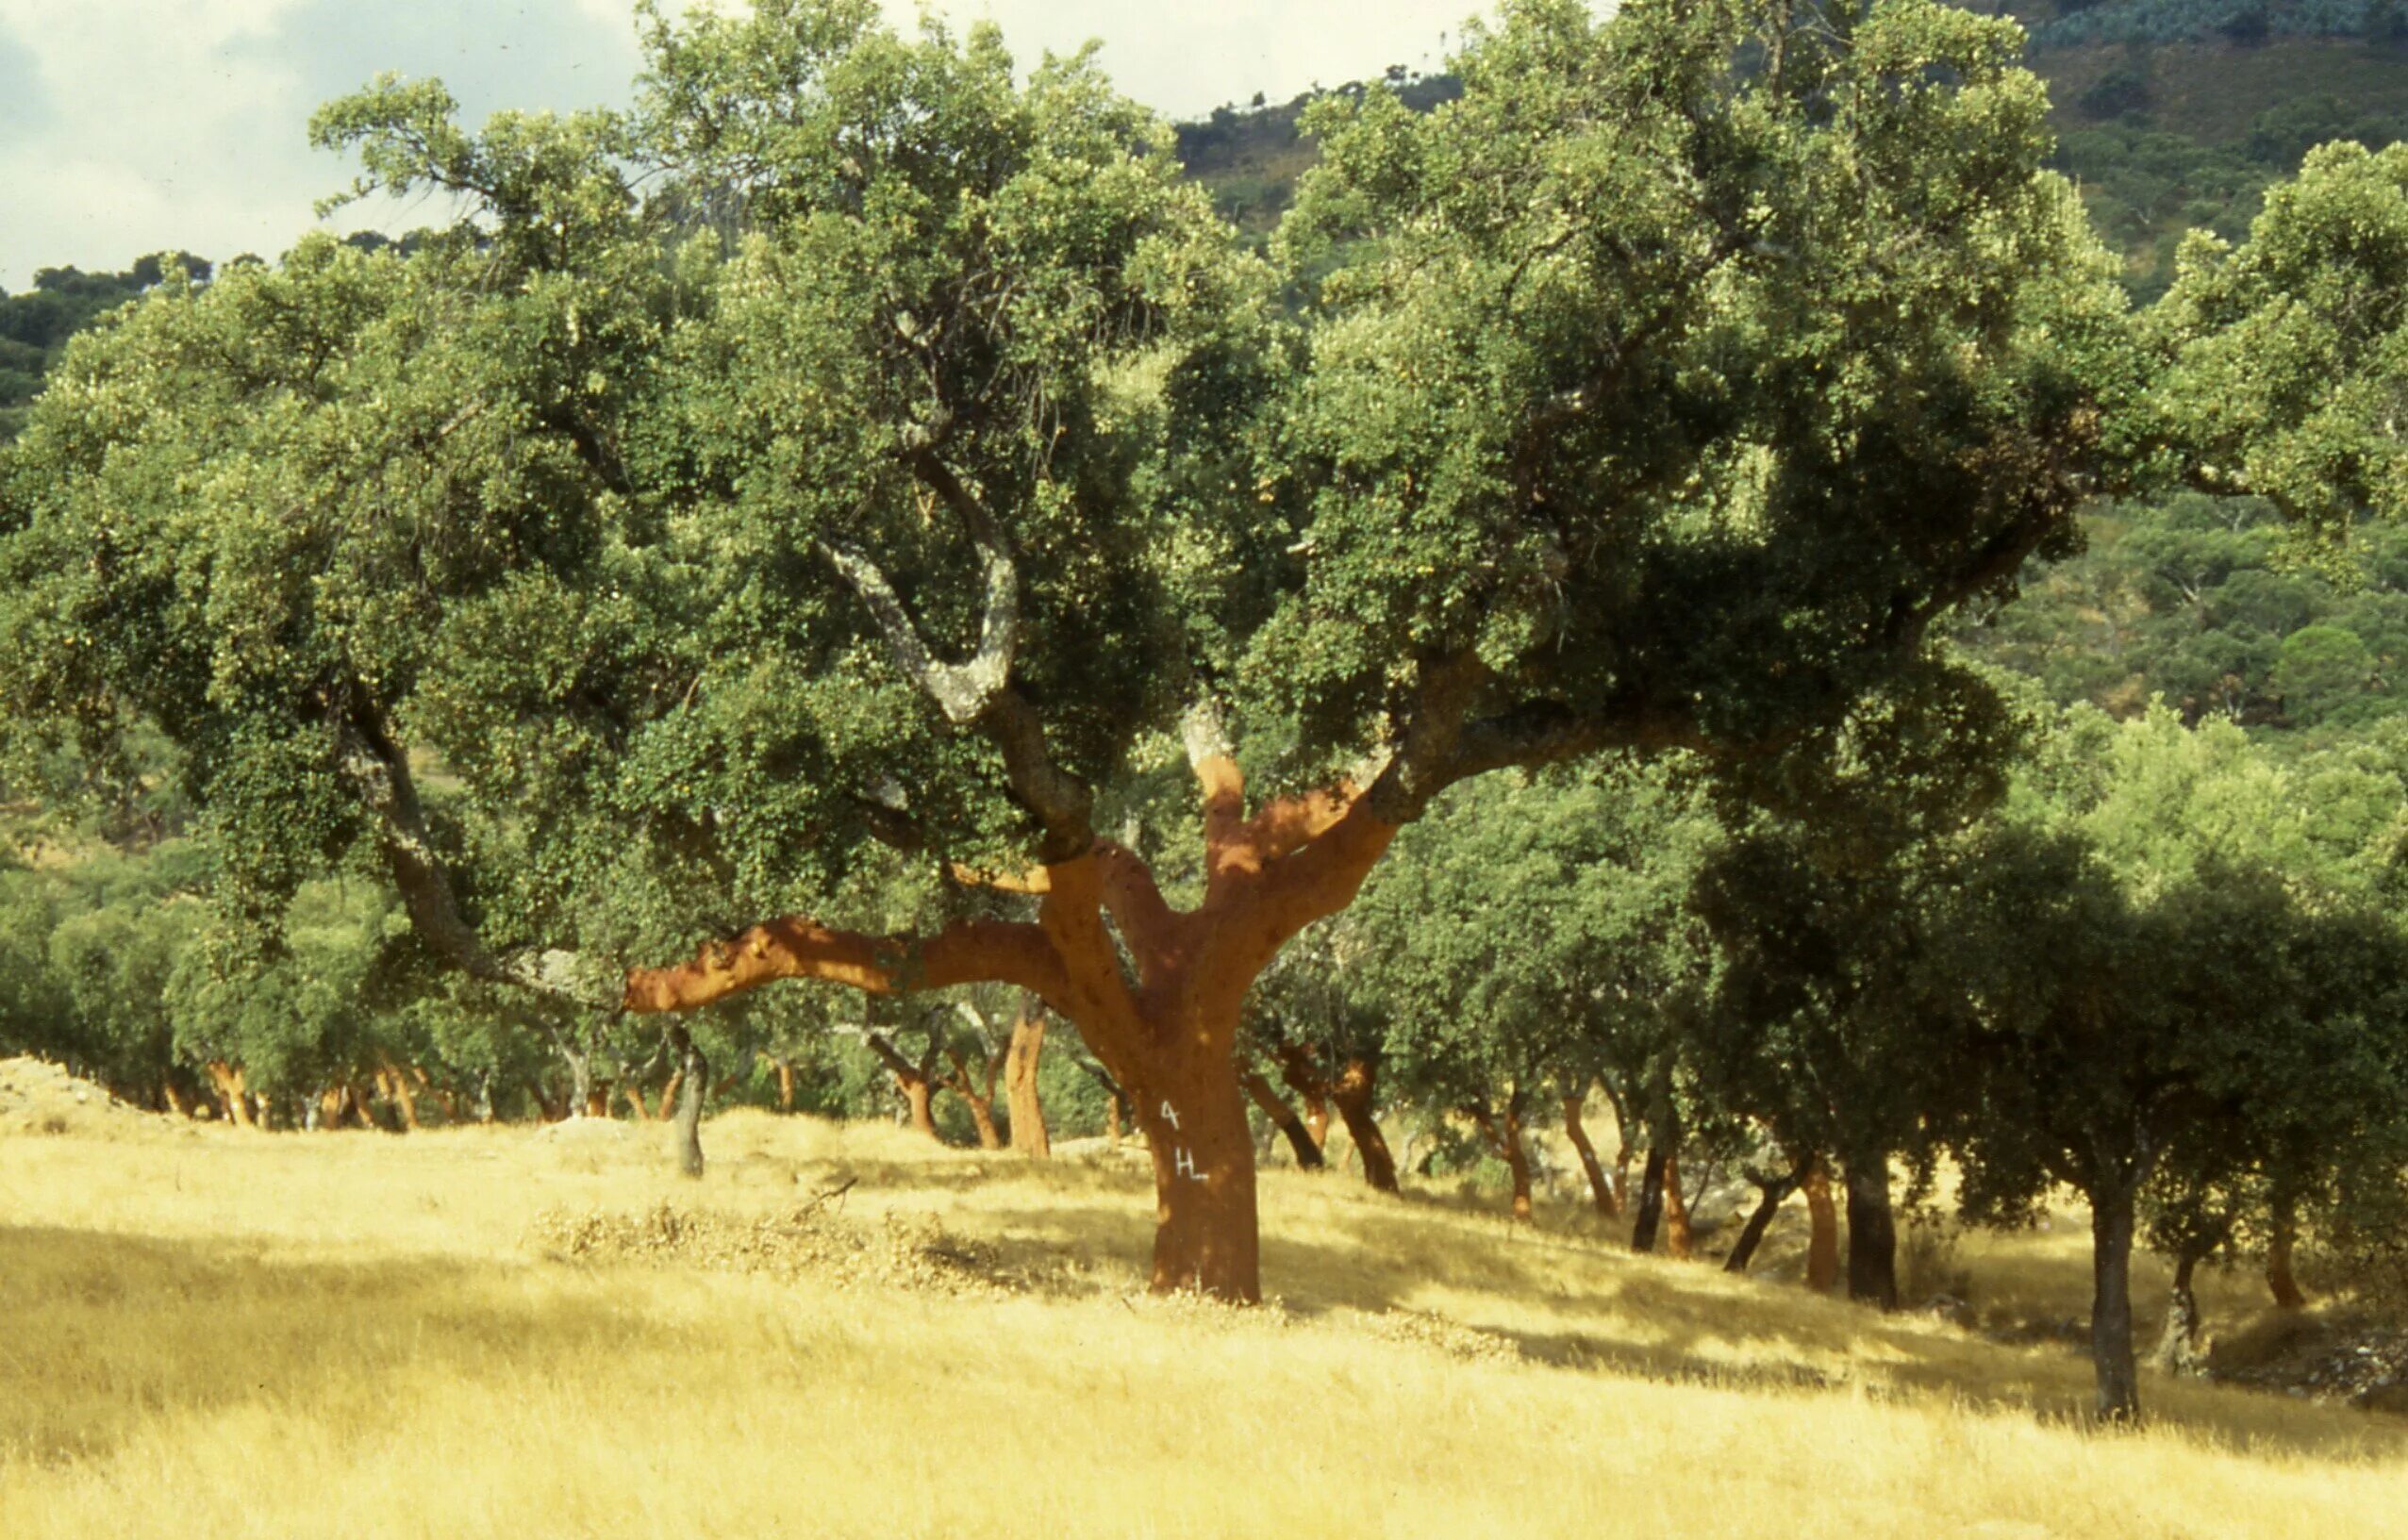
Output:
[[324, 690, 613, 1013]]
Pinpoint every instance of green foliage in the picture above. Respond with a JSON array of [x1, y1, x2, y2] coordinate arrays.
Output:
[[2149, 141, 2408, 535], [1961, 492, 2408, 729], [0, 257, 211, 442], [2029, 0, 2400, 49], [1258, 0, 2133, 775], [1350, 761, 1717, 1118]]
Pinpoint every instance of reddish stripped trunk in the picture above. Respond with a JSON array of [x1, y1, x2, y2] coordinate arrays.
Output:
[[903, 1077, 938, 1140], [207, 1062, 257, 1129], [1471, 1098, 1536, 1223], [939, 1043, 1005, 1151], [772, 1057, 798, 1114], [1564, 1092, 1617, 1217], [1004, 1002, 1050, 1158], [622, 751, 1396, 1303], [1273, 1044, 1333, 1153], [1331, 1058, 1398, 1195], [866, 1030, 945, 1143], [1803, 1158, 1840, 1293], [1242, 1070, 1326, 1168], [1662, 1151, 1693, 1261], [2266, 1201, 2308, 1310]]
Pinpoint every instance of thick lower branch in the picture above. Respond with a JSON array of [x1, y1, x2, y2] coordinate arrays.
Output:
[[623, 915, 1069, 1015]]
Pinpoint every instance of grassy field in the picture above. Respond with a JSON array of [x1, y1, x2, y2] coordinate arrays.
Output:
[[3, 1091, 2404, 1539]]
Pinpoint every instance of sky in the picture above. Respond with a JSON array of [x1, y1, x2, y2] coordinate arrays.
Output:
[[0, 0, 1499, 290]]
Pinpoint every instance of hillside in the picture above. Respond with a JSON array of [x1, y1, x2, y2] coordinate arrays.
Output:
[[1174, 4, 2408, 296], [3, 1101, 2403, 1538]]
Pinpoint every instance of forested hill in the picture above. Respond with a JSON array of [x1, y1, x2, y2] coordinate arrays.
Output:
[[0, 257, 209, 442], [9, 5, 2405, 437], [1177, 1, 2408, 296]]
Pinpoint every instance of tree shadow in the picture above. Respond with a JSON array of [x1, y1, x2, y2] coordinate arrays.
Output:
[[953, 1191, 2408, 1463], [0, 1225, 705, 1466]]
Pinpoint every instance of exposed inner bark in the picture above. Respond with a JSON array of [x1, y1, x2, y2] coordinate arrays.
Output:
[[864, 1023, 945, 1142], [938, 1038, 1005, 1151], [1003, 999, 1050, 1157], [1331, 1057, 1399, 1194], [2266, 1198, 2308, 1310], [622, 748, 1398, 1302], [207, 1061, 257, 1130], [1802, 1157, 1839, 1292], [1661, 1151, 1693, 1260], [772, 1056, 798, 1114], [1844, 1158, 1900, 1310], [1564, 1088, 1618, 1217], [1243, 1069, 1327, 1168], [375, 1061, 421, 1130], [1272, 1044, 1334, 1153], [1471, 1093, 1536, 1222]]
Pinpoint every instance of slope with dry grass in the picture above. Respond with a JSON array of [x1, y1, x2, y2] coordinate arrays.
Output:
[[1, 1089, 2403, 1539]]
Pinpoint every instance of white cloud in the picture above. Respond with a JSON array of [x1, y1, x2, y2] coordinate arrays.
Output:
[[1, 1, 1545, 290]]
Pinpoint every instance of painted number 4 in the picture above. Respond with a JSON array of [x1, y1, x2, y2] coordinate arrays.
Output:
[[1162, 1101, 1204, 1182]]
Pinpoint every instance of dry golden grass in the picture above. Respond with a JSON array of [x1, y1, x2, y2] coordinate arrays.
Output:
[[3, 1101, 2404, 1539]]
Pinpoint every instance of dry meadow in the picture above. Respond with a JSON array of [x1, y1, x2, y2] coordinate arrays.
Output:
[[3, 1080, 2403, 1539]]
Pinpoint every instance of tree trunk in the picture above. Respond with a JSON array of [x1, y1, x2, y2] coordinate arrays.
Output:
[[1564, 1092, 1618, 1217], [1632, 1144, 1669, 1253], [2152, 1249, 2210, 1378], [867, 1028, 946, 1143], [670, 1027, 706, 1180], [1271, 1044, 1332, 1153], [1242, 1070, 1326, 1168], [1661, 1150, 1693, 1260], [162, 1082, 194, 1119], [617, 753, 1402, 1306], [1470, 1101, 1536, 1222], [563, 1050, 591, 1117], [2266, 1200, 2307, 1310], [657, 1071, 684, 1122], [1004, 1002, 1050, 1158], [961, 1086, 1004, 1151], [1723, 1167, 1803, 1275], [380, 1062, 420, 1130], [902, 1076, 938, 1140], [1331, 1057, 1398, 1194], [2090, 1179, 2143, 1423], [207, 1062, 257, 1129], [1137, 1060, 1259, 1300], [772, 1056, 797, 1114], [1803, 1158, 1839, 1292], [1844, 1157, 1899, 1310]]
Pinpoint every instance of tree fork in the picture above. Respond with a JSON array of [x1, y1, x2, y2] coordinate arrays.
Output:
[[1242, 1069, 1326, 1168], [1331, 1057, 1399, 1194], [620, 740, 1398, 1304], [1564, 1089, 1618, 1217]]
